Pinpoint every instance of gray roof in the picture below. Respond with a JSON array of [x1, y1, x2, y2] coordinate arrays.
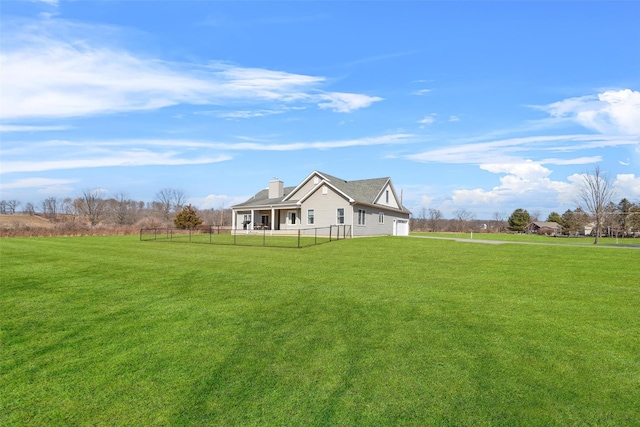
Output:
[[232, 186, 297, 208], [316, 171, 390, 205], [530, 221, 563, 229], [233, 171, 410, 213]]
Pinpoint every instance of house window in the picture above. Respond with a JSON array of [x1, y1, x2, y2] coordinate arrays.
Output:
[[322, 186, 328, 195], [358, 209, 366, 225], [308, 209, 315, 225], [379, 212, 384, 223], [337, 208, 344, 224], [289, 212, 296, 225], [386, 190, 389, 204], [314, 176, 320, 185]]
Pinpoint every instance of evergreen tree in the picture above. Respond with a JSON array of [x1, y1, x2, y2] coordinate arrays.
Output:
[[508, 208, 530, 232], [174, 204, 203, 229], [546, 211, 563, 225]]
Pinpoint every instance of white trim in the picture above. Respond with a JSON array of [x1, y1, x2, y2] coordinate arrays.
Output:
[[297, 181, 354, 204], [283, 170, 330, 201]]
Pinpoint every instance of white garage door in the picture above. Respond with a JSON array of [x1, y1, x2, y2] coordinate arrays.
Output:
[[393, 219, 409, 236]]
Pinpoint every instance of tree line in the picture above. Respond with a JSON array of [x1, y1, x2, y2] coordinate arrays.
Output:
[[507, 199, 640, 236], [0, 188, 231, 231], [412, 168, 640, 243]]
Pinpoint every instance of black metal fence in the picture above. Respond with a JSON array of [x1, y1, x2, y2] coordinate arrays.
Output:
[[140, 225, 351, 248]]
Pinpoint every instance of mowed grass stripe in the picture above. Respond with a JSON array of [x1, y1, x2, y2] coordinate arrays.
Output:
[[1, 236, 638, 425]]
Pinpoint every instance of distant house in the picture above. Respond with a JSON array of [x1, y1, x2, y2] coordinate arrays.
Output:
[[231, 171, 411, 237], [581, 222, 595, 236], [525, 221, 564, 236]]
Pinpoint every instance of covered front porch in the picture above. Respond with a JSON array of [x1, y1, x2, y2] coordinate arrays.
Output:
[[232, 206, 301, 231]]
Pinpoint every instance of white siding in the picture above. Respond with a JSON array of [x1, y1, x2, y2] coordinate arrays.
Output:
[[351, 205, 409, 236], [300, 184, 351, 228], [374, 183, 400, 209], [287, 172, 323, 201]]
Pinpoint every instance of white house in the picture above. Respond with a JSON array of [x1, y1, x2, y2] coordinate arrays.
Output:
[[231, 171, 411, 237]]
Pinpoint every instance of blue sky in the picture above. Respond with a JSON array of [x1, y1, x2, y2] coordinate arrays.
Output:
[[1, 1, 639, 219]]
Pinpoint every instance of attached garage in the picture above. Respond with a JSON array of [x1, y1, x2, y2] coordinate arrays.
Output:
[[393, 219, 409, 236]]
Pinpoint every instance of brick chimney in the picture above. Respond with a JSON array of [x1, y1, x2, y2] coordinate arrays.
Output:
[[268, 178, 284, 199]]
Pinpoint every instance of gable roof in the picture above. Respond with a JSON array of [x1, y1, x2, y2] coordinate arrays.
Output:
[[529, 221, 563, 229], [317, 171, 390, 205], [232, 186, 297, 208], [233, 171, 411, 213]]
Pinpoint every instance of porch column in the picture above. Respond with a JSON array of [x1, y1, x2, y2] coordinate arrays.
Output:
[[232, 209, 236, 230], [271, 208, 275, 231], [250, 209, 255, 230]]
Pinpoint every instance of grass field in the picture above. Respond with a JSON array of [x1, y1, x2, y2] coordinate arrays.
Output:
[[413, 231, 640, 248], [1, 235, 639, 425]]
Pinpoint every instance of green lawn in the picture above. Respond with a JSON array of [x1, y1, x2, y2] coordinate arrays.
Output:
[[413, 231, 640, 248], [1, 236, 639, 425]]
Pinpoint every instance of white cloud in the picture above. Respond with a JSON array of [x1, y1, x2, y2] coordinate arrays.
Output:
[[0, 125, 72, 132], [0, 18, 381, 121], [540, 156, 601, 165], [412, 89, 431, 96], [452, 188, 501, 205], [1, 152, 232, 174], [1, 177, 77, 189], [0, 133, 413, 174], [541, 89, 640, 135], [452, 161, 574, 207], [203, 105, 306, 119], [317, 92, 383, 113], [480, 161, 551, 181], [418, 115, 436, 125], [211, 109, 286, 119], [448, 115, 460, 122], [420, 195, 433, 207], [406, 134, 636, 165], [190, 194, 247, 210], [614, 174, 640, 198]]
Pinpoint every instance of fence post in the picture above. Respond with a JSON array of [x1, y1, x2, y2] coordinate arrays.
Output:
[[298, 229, 301, 248], [189, 227, 192, 243], [263, 228, 266, 246]]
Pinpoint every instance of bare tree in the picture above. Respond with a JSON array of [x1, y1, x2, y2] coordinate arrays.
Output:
[[61, 198, 78, 221], [41, 197, 59, 221], [23, 202, 35, 216], [530, 211, 540, 222], [173, 189, 187, 211], [492, 212, 506, 233], [76, 189, 108, 227], [0, 200, 21, 214], [154, 188, 187, 223], [453, 209, 474, 232], [110, 192, 139, 226], [428, 208, 443, 232], [577, 166, 617, 244]]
